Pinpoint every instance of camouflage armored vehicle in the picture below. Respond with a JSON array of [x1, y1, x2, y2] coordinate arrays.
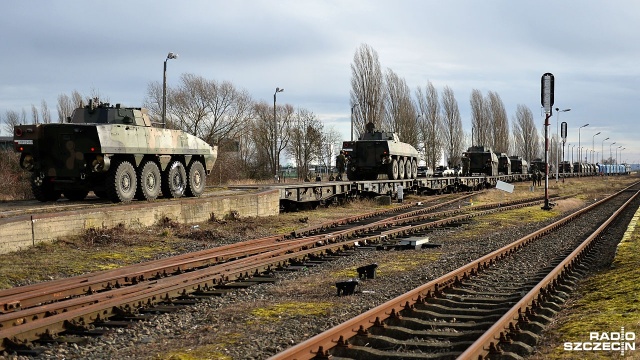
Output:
[[461, 146, 498, 176], [13, 99, 217, 203], [341, 122, 419, 181]]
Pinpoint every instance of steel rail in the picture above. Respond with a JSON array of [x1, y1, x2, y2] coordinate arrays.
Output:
[[458, 188, 640, 359], [267, 183, 638, 360], [0, 193, 526, 314], [0, 196, 559, 350]]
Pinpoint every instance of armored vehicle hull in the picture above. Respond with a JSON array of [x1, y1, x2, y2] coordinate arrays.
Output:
[[461, 146, 498, 176], [342, 125, 419, 181], [14, 100, 217, 203]]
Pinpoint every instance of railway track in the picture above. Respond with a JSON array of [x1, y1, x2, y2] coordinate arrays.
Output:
[[0, 192, 559, 354], [269, 182, 640, 359]]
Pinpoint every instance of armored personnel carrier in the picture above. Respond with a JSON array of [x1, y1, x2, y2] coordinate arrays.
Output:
[[341, 122, 419, 181], [13, 99, 217, 203], [461, 146, 498, 176]]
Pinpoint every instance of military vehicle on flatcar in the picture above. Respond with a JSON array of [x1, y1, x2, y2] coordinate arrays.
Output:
[[13, 99, 217, 203], [509, 156, 528, 175], [342, 122, 419, 181], [495, 153, 511, 175], [461, 146, 498, 176]]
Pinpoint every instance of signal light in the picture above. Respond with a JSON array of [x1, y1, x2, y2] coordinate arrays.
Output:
[[90, 147, 95, 152], [15, 128, 22, 137]]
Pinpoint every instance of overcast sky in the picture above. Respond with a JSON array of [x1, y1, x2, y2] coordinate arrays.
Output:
[[2, 0, 639, 164]]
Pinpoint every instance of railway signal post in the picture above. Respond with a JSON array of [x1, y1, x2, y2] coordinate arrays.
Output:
[[541, 73, 554, 210]]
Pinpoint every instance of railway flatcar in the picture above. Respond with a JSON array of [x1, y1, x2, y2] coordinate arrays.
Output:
[[461, 146, 498, 176]]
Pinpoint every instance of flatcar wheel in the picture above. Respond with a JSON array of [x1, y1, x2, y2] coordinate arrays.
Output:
[[136, 161, 161, 201], [161, 160, 186, 198], [398, 159, 405, 179], [388, 159, 399, 180], [106, 160, 137, 203], [185, 160, 206, 197], [411, 159, 418, 179]]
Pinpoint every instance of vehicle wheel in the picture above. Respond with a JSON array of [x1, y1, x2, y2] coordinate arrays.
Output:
[[106, 160, 137, 203], [185, 160, 206, 197], [387, 159, 399, 180], [31, 174, 60, 202], [411, 159, 418, 179], [398, 159, 405, 179], [64, 190, 89, 201], [161, 160, 186, 198], [136, 161, 161, 200], [404, 159, 413, 180]]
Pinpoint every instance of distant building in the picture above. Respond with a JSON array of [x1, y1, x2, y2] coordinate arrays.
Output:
[[0, 137, 12, 151]]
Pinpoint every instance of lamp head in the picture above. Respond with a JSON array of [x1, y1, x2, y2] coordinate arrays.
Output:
[[275, 87, 284, 93], [167, 52, 178, 60]]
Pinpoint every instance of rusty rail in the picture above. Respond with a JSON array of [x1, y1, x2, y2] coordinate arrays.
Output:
[[268, 184, 637, 360]]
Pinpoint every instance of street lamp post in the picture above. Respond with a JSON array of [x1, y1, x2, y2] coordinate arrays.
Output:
[[273, 87, 284, 181], [555, 108, 570, 181], [578, 123, 589, 174], [616, 146, 623, 170], [609, 142, 617, 174], [571, 145, 575, 165], [162, 52, 178, 128], [601, 137, 609, 164], [591, 132, 600, 164], [350, 103, 360, 141]]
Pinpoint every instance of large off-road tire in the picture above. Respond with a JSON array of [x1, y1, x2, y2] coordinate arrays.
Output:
[[411, 159, 418, 179], [404, 159, 412, 180], [31, 174, 60, 202], [185, 160, 206, 197], [135, 161, 161, 201], [398, 159, 406, 179], [106, 160, 137, 203], [161, 161, 186, 199], [388, 159, 399, 180], [64, 190, 89, 201]]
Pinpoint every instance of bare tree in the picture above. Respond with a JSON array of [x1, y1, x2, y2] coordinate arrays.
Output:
[[488, 91, 509, 153], [41, 99, 52, 124], [512, 104, 540, 163], [382, 69, 418, 147], [31, 105, 40, 124], [3, 110, 20, 134], [350, 43, 384, 139], [57, 94, 75, 123], [470, 89, 491, 147], [416, 82, 442, 170], [319, 126, 342, 179], [441, 86, 465, 168], [251, 101, 295, 178], [143, 82, 163, 126], [71, 90, 84, 108], [287, 108, 323, 180]]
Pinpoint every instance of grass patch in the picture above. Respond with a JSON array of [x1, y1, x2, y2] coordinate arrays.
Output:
[[153, 333, 241, 360], [532, 206, 640, 359], [251, 301, 334, 321], [331, 251, 442, 279]]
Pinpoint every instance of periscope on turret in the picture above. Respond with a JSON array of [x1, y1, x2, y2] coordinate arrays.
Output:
[[13, 99, 217, 203]]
